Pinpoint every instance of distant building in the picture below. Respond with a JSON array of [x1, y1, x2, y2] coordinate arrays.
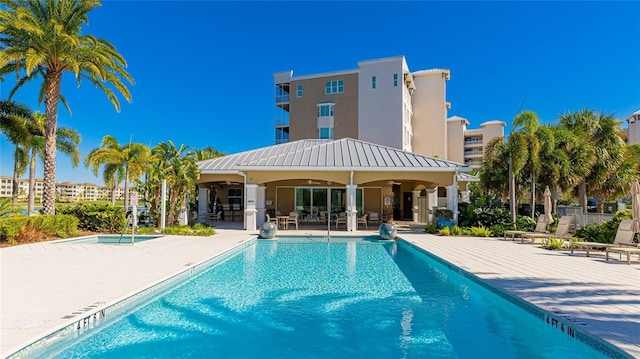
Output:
[[0, 175, 123, 201], [273, 55, 505, 166], [625, 110, 639, 145]]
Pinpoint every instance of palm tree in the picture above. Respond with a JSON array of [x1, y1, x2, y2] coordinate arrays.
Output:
[[193, 146, 225, 161], [85, 136, 152, 210], [0, 100, 31, 202], [0, 0, 133, 214], [559, 109, 627, 213], [25, 112, 80, 213], [152, 141, 199, 226]]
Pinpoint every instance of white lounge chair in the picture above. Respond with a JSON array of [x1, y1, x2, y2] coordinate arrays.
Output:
[[571, 219, 636, 257], [504, 215, 548, 243], [524, 215, 575, 245]]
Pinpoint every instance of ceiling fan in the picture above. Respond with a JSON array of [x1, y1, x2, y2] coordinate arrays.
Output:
[[307, 180, 321, 185], [225, 181, 240, 185], [388, 181, 402, 186]]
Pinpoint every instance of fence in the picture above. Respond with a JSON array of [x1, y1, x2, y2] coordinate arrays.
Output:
[[556, 206, 615, 228]]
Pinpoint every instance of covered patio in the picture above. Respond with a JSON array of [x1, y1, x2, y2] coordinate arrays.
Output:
[[195, 138, 474, 231]]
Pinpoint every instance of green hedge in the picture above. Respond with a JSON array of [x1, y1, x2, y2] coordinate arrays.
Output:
[[0, 214, 78, 244], [57, 203, 126, 233], [574, 210, 634, 243]]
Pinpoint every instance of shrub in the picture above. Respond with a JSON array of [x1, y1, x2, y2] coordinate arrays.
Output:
[[544, 238, 569, 250], [424, 223, 438, 233], [57, 203, 125, 233], [574, 210, 633, 243], [489, 224, 507, 237], [0, 214, 78, 245], [516, 215, 536, 232], [434, 208, 453, 219], [439, 227, 450, 236], [450, 225, 463, 235], [469, 226, 491, 237], [163, 225, 215, 236]]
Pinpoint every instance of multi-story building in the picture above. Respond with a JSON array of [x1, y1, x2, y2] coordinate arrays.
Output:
[[0, 175, 122, 202], [447, 117, 506, 169], [273, 55, 504, 164], [626, 110, 639, 145]]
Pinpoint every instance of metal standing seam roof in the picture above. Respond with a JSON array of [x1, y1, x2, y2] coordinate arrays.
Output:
[[197, 138, 473, 174]]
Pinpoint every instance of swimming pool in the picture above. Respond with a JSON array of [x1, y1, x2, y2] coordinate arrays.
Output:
[[37, 237, 615, 358], [66, 235, 162, 244]]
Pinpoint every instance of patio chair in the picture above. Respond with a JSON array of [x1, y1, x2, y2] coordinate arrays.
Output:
[[335, 212, 347, 229], [209, 211, 222, 224], [265, 213, 277, 223], [319, 211, 328, 224], [571, 219, 636, 257], [523, 215, 575, 245], [357, 213, 368, 229], [285, 212, 299, 230], [504, 215, 548, 243], [368, 212, 380, 225]]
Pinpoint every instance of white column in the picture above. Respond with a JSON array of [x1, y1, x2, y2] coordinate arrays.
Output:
[[446, 185, 455, 215], [256, 185, 267, 227], [346, 184, 357, 231], [412, 190, 421, 222], [198, 187, 209, 223], [461, 191, 471, 203], [427, 188, 438, 224], [245, 184, 258, 231]]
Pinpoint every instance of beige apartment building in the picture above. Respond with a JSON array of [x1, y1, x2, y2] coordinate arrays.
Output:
[[626, 110, 639, 145], [0, 176, 123, 202], [273, 56, 505, 213], [274, 55, 504, 164]]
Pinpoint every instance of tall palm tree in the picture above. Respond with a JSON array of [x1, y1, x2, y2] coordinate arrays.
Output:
[[152, 141, 199, 226], [0, 0, 133, 214], [25, 112, 80, 213], [85, 135, 151, 210], [559, 109, 626, 213], [0, 99, 31, 202]]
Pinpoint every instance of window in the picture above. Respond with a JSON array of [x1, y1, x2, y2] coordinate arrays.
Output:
[[393, 74, 398, 87], [228, 188, 243, 205], [325, 80, 344, 94], [372, 76, 376, 89], [318, 127, 334, 139], [296, 84, 303, 98], [318, 104, 334, 117]]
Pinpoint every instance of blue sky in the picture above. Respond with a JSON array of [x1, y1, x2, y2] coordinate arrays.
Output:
[[1, 1, 639, 184]]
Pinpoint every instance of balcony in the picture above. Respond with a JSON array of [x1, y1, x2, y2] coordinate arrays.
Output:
[[275, 94, 290, 104]]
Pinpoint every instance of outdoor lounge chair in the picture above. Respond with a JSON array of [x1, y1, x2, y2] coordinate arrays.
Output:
[[571, 219, 636, 257], [357, 213, 368, 229], [504, 215, 548, 243], [522, 215, 575, 245]]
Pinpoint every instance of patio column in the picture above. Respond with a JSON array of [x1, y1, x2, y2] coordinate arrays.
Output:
[[256, 185, 266, 227], [245, 184, 258, 231], [427, 188, 437, 224], [197, 187, 209, 224], [412, 190, 421, 222], [346, 184, 357, 231]]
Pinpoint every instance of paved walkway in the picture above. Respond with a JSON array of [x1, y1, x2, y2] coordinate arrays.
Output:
[[1, 226, 639, 358]]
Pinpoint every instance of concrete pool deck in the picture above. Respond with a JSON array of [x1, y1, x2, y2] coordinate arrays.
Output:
[[1, 225, 639, 358]]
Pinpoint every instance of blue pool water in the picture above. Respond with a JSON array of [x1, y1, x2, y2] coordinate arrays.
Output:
[[67, 235, 162, 244], [45, 238, 610, 358]]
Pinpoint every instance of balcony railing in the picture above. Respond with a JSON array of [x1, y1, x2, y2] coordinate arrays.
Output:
[[275, 95, 290, 103]]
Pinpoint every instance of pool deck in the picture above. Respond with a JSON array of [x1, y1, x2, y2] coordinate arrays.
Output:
[[1, 224, 639, 358]]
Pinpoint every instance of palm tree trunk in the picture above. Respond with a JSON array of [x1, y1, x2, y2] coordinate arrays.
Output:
[[28, 149, 36, 214], [578, 180, 588, 214], [124, 168, 130, 211], [42, 71, 62, 215], [530, 173, 536, 218], [595, 193, 606, 214], [11, 159, 20, 204], [110, 178, 117, 206], [168, 189, 178, 226]]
